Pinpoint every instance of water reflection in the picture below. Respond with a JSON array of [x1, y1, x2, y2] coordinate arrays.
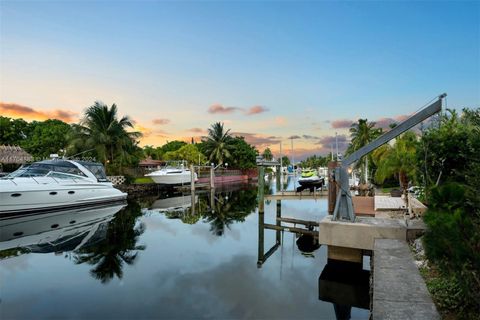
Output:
[[0, 203, 125, 258], [0, 182, 370, 319], [144, 184, 258, 237], [73, 202, 146, 283], [318, 260, 371, 320]]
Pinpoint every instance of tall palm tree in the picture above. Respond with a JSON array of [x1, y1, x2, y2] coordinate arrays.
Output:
[[374, 131, 418, 191], [346, 119, 382, 183], [202, 122, 234, 165], [71, 102, 141, 167]]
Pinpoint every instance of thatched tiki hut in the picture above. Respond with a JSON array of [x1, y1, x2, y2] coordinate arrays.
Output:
[[0, 145, 33, 172]]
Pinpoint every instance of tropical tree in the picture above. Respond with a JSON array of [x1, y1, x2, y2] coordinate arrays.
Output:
[[262, 148, 273, 161], [163, 144, 207, 165], [202, 122, 234, 166], [0, 117, 30, 146], [373, 131, 418, 190], [69, 102, 141, 169], [161, 140, 187, 153], [346, 119, 382, 183], [230, 136, 258, 169], [22, 119, 73, 158]]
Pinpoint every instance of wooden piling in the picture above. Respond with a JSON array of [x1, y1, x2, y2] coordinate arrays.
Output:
[[258, 166, 265, 213], [328, 161, 338, 214]]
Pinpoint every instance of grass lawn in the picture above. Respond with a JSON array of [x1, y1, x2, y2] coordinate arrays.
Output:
[[134, 177, 154, 184]]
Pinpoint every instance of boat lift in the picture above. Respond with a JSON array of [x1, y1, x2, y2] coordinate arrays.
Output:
[[332, 93, 447, 222]]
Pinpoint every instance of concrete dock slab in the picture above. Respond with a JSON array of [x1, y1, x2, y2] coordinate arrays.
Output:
[[374, 196, 407, 211], [318, 216, 406, 250], [372, 239, 439, 320]]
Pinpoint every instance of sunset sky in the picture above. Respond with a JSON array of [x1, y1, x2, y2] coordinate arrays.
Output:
[[1, 1, 479, 159]]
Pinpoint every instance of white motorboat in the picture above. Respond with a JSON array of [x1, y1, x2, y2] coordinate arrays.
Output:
[[0, 159, 127, 217], [145, 162, 197, 185]]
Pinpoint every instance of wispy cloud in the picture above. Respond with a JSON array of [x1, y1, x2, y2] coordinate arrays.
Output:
[[152, 118, 170, 125], [288, 135, 301, 139], [330, 114, 411, 130], [232, 132, 281, 148], [314, 134, 349, 154], [0, 102, 78, 122], [331, 119, 353, 129], [187, 127, 206, 133], [246, 105, 269, 115], [275, 116, 287, 126], [208, 104, 241, 114], [302, 134, 319, 140], [208, 104, 269, 116]]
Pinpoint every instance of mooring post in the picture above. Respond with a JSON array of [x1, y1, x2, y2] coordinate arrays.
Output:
[[210, 164, 215, 189], [276, 166, 281, 192], [257, 210, 265, 268], [328, 161, 338, 214], [258, 166, 265, 214], [190, 164, 195, 193], [276, 199, 282, 244]]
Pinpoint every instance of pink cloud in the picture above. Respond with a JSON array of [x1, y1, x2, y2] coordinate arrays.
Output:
[[0, 102, 78, 123], [208, 104, 241, 114], [246, 105, 269, 115], [152, 118, 170, 125], [187, 127, 206, 133], [331, 119, 353, 129]]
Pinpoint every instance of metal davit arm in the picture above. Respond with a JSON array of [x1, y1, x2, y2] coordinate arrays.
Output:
[[342, 94, 446, 168], [333, 93, 446, 222]]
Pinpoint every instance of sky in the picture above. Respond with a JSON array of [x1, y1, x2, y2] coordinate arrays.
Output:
[[1, 1, 479, 160]]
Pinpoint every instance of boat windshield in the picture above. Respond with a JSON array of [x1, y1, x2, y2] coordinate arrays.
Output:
[[4, 161, 88, 179], [77, 161, 109, 182]]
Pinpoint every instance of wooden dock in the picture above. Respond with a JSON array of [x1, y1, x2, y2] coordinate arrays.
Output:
[[264, 190, 327, 200]]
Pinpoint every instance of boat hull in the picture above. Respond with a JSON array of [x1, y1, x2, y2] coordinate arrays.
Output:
[[0, 178, 127, 218], [146, 171, 197, 185]]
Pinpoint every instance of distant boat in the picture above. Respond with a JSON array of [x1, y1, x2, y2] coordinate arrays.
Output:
[[298, 168, 325, 189], [0, 159, 127, 217], [145, 162, 197, 186], [150, 194, 198, 212]]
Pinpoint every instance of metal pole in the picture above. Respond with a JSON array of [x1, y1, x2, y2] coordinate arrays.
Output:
[[258, 166, 265, 214], [335, 132, 339, 159], [210, 164, 215, 189], [190, 164, 195, 193]]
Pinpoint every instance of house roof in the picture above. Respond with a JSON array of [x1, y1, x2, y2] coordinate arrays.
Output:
[[0, 145, 34, 164]]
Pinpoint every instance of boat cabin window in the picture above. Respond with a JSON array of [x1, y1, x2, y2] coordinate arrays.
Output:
[[4, 161, 87, 179], [78, 161, 109, 182]]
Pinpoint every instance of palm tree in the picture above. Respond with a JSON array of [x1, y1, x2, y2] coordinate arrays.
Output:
[[262, 148, 273, 161], [346, 119, 382, 183], [373, 131, 418, 191], [202, 122, 234, 165], [70, 102, 141, 168]]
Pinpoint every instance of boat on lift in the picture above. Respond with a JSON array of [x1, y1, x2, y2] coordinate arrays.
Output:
[[0, 159, 127, 217], [145, 161, 197, 186], [298, 168, 325, 189]]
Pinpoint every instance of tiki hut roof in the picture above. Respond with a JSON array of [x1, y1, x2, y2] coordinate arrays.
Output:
[[0, 145, 33, 164]]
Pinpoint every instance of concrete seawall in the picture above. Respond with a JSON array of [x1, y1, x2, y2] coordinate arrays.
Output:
[[372, 239, 440, 319]]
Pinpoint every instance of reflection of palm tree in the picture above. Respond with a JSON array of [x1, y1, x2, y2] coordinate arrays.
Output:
[[203, 188, 258, 236], [74, 202, 145, 283], [202, 122, 234, 165]]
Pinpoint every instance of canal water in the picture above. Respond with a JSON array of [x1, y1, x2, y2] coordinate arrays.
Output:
[[0, 177, 370, 319]]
